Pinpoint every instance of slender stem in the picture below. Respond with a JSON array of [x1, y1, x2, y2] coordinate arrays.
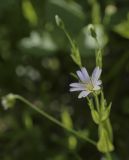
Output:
[[63, 27, 74, 49], [105, 128, 112, 160], [105, 152, 112, 160], [95, 37, 100, 50], [14, 94, 96, 146], [86, 97, 94, 110], [94, 93, 100, 112]]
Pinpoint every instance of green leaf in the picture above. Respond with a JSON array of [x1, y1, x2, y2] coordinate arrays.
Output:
[[50, 0, 85, 20], [71, 44, 82, 67], [113, 20, 129, 39], [68, 135, 77, 150], [61, 108, 73, 129], [22, 0, 38, 26]]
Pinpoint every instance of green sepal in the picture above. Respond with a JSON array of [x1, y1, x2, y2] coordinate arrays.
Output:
[[71, 42, 82, 67], [97, 126, 114, 153], [101, 103, 112, 121], [91, 109, 100, 124]]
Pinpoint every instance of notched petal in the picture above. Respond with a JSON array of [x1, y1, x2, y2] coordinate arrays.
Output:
[[92, 67, 102, 83], [76, 70, 85, 82], [70, 87, 85, 92], [78, 91, 90, 98], [81, 67, 90, 82]]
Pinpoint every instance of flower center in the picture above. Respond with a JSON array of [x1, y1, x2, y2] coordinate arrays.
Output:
[[85, 82, 94, 91]]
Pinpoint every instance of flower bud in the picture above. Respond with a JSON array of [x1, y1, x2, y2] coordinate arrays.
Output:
[[55, 15, 64, 29], [88, 24, 97, 39], [2, 94, 16, 110]]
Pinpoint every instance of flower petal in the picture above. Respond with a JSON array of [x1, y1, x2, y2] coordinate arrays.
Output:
[[96, 80, 102, 85], [70, 87, 85, 92], [78, 91, 90, 98], [81, 67, 90, 82], [91, 67, 102, 84], [69, 83, 84, 88], [93, 85, 101, 91], [76, 70, 86, 82]]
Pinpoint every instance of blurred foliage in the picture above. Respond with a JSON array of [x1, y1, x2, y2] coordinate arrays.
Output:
[[0, 0, 129, 159]]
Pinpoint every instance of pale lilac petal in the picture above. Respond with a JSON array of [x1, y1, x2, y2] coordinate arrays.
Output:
[[70, 87, 85, 92], [76, 70, 86, 82], [91, 67, 102, 84], [96, 80, 102, 85], [69, 83, 84, 88], [93, 85, 100, 91], [81, 67, 90, 82], [78, 91, 90, 99]]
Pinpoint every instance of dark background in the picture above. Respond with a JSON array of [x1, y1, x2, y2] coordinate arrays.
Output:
[[0, 0, 129, 159]]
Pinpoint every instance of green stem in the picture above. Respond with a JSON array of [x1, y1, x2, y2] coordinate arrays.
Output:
[[63, 28, 74, 48], [105, 152, 112, 160], [95, 37, 100, 50], [86, 97, 94, 110], [105, 128, 112, 160], [94, 93, 100, 112], [14, 94, 96, 146]]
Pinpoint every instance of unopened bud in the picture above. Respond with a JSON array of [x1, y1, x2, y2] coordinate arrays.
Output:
[[88, 24, 97, 39], [55, 15, 64, 29], [2, 94, 16, 110]]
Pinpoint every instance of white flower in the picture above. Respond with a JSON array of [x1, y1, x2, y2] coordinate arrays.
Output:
[[69, 67, 102, 98]]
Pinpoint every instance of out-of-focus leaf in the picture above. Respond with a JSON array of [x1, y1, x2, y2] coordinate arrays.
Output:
[[19, 31, 58, 55], [90, 0, 101, 24], [22, 0, 38, 26], [50, 0, 85, 19], [68, 135, 77, 150], [45, 0, 85, 34], [61, 108, 73, 129], [22, 112, 33, 129], [113, 20, 129, 39]]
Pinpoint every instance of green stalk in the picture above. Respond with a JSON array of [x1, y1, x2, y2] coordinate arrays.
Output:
[[14, 94, 96, 146], [94, 93, 100, 112], [105, 152, 112, 160], [105, 130, 112, 160]]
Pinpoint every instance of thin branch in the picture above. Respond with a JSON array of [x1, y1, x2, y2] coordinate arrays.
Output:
[[14, 95, 96, 146]]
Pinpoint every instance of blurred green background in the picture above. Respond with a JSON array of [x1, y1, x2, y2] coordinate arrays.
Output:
[[0, 0, 129, 159]]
